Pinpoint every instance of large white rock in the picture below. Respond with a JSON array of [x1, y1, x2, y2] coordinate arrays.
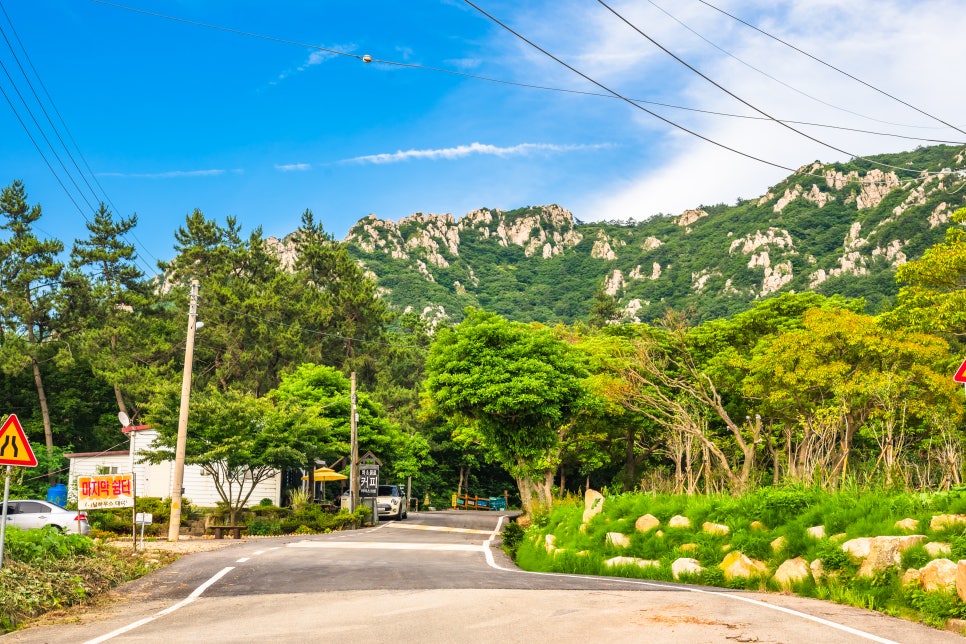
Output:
[[770, 536, 788, 553], [702, 522, 730, 536], [920, 558, 958, 593], [635, 514, 660, 533], [931, 514, 966, 531], [842, 537, 873, 559], [604, 556, 660, 570], [774, 557, 811, 589], [668, 515, 691, 529], [672, 558, 704, 580], [806, 525, 826, 539], [606, 532, 630, 548], [582, 489, 604, 524], [544, 534, 556, 553], [925, 542, 952, 558], [894, 518, 919, 532], [857, 536, 927, 578], [720, 551, 768, 580]]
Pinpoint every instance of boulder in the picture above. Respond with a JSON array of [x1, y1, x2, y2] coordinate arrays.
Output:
[[810, 559, 825, 582], [957, 560, 966, 603], [606, 532, 630, 548], [703, 522, 730, 536], [635, 514, 660, 533], [921, 559, 958, 593], [582, 489, 604, 524], [669, 515, 691, 529], [807, 525, 826, 539], [770, 536, 788, 553], [678, 543, 698, 553], [931, 514, 966, 531], [774, 557, 811, 589], [901, 568, 922, 587], [720, 551, 768, 580], [857, 536, 927, 578], [750, 520, 768, 531], [895, 518, 919, 532], [841, 537, 873, 559], [544, 534, 556, 553], [672, 557, 703, 580], [604, 556, 660, 569], [925, 542, 952, 558]]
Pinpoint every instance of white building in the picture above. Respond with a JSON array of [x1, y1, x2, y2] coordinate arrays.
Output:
[[65, 425, 282, 507]]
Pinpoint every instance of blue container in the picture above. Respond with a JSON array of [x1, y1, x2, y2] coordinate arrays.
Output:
[[46, 483, 67, 507]]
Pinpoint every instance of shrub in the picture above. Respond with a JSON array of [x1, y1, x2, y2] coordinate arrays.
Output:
[[501, 521, 525, 557]]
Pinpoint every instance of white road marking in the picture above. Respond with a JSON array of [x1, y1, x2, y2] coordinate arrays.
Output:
[[83, 566, 235, 644], [386, 523, 494, 535], [236, 557, 250, 562], [288, 541, 483, 552], [481, 517, 899, 644]]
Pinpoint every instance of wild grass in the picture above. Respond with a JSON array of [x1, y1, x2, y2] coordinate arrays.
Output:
[[513, 485, 966, 629]]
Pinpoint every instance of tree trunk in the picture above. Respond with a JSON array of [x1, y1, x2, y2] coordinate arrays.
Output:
[[30, 354, 54, 480]]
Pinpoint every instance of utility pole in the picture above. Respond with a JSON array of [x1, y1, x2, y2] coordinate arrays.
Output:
[[349, 372, 358, 512], [168, 280, 199, 542]]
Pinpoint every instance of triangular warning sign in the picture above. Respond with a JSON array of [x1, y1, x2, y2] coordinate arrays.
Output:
[[956, 358, 966, 384], [0, 415, 37, 467]]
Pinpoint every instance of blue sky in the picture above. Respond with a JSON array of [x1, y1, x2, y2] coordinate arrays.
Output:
[[1, 1, 964, 270]]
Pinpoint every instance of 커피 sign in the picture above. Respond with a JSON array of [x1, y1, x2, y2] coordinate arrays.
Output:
[[78, 474, 134, 510]]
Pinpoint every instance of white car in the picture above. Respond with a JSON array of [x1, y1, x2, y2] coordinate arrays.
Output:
[[341, 485, 408, 520], [4, 500, 91, 535]]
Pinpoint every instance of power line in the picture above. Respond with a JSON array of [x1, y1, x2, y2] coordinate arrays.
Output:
[[695, 0, 966, 138], [0, 1, 161, 280], [593, 0, 929, 177], [644, 0, 937, 131], [87, 0, 962, 151]]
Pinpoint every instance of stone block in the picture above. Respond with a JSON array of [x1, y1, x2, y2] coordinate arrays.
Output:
[[635, 513, 660, 533], [770, 536, 788, 553], [604, 556, 660, 569], [806, 525, 826, 539], [702, 521, 730, 536], [720, 551, 768, 580], [672, 557, 703, 580], [582, 489, 604, 524], [669, 515, 691, 529], [894, 517, 919, 532], [606, 532, 630, 548], [774, 557, 811, 589], [921, 558, 958, 593]]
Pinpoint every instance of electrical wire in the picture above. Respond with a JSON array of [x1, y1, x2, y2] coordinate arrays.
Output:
[[695, 0, 966, 138], [593, 0, 932, 177], [87, 0, 963, 150], [0, 2, 161, 280], [645, 0, 938, 130]]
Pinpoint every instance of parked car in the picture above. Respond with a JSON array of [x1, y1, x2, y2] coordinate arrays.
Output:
[[3, 500, 90, 535], [340, 484, 408, 520]]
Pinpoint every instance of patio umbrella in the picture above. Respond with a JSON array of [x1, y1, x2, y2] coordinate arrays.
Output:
[[301, 467, 348, 501]]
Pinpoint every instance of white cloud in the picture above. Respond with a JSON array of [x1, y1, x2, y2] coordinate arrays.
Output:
[[344, 142, 610, 165], [275, 163, 312, 172], [524, 0, 966, 221]]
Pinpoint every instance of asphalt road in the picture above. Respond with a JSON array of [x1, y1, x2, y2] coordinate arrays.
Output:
[[2, 511, 960, 643]]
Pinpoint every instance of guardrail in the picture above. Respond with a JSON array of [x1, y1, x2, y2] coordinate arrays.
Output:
[[452, 494, 508, 511]]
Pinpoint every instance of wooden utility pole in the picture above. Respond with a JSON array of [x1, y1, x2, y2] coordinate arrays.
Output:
[[349, 372, 358, 512], [168, 280, 199, 542]]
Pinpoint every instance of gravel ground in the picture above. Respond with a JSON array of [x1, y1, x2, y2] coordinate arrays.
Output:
[[106, 537, 245, 554]]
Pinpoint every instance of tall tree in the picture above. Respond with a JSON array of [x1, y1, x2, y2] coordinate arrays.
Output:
[[0, 181, 65, 467], [424, 309, 587, 514], [69, 203, 156, 421], [291, 210, 393, 381]]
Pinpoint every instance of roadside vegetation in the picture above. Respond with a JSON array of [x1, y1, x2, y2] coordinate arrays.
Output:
[[507, 487, 966, 630]]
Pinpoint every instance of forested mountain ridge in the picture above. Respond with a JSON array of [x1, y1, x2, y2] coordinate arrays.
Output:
[[324, 144, 966, 324]]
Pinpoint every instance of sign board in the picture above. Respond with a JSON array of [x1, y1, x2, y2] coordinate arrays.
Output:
[[955, 357, 966, 384], [78, 473, 134, 510], [360, 465, 379, 497], [0, 415, 37, 467], [135, 512, 152, 525]]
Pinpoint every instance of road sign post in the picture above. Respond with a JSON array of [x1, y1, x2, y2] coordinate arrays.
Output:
[[0, 415, 38, 569]]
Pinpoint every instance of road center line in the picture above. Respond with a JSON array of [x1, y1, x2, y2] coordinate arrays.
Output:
[[83, 566, 235, 644], [288, 541, 484, 552]]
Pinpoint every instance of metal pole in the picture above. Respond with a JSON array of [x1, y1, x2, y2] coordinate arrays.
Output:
[[0, 465, 11, 568], [349, 372, 358, 513], [168, 280, 199, 541], [130, 429, 137, 546]]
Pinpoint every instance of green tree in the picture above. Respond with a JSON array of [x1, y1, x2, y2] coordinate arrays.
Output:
[[0, 181, 65, 468], [424, 309, 587, 513], [143, 386, 303, 524]]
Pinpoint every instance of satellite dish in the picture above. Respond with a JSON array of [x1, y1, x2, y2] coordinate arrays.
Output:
[[118, 412, 131, 428]]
